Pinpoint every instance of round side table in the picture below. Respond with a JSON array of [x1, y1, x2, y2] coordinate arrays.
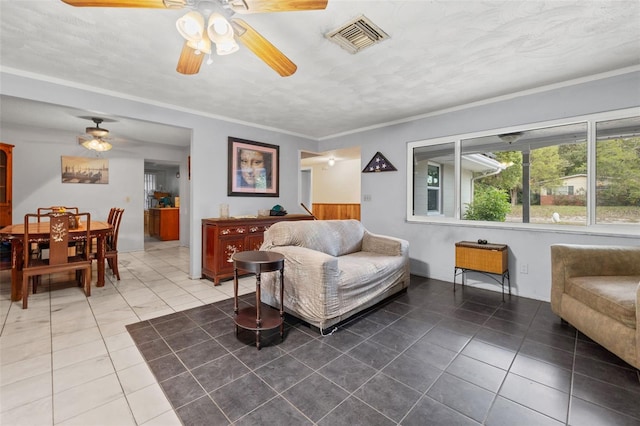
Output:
[[232, 250, 285, 350]]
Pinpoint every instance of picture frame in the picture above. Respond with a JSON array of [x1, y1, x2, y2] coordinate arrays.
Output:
[[61, 156, 109, 184], [228, 137, 279, 197]]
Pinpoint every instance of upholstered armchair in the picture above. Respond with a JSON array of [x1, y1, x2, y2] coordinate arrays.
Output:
[[550, 244, 640, 369]]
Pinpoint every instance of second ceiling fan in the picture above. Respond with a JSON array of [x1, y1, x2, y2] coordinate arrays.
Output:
[[60, 0, 328, 77]]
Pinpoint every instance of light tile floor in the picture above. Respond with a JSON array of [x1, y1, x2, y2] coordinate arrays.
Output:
[[0, 239, 253, 425]]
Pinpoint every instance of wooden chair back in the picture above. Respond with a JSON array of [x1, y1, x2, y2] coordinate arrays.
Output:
[[37, 206, 79, 222], [107, 208, 124, 251], [22, 211, 92, 308]]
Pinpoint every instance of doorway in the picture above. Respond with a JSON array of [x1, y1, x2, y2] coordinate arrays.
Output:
[[299, 147, 362, 220], [144, 160, 181, 240]]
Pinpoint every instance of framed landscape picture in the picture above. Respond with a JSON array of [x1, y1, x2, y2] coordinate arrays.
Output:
[[61, 156, 109, 184], [228, 137, 279, 197]]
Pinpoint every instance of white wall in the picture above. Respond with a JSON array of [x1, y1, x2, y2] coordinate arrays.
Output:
[[319, 70, 640, 302], [310, 158, 361, 203]]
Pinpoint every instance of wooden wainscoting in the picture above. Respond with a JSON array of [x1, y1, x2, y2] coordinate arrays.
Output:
[[312, 203, 361, 220]]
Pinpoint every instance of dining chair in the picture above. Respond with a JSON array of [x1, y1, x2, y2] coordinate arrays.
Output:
[[34, 206, 81, 257], [22, 211, 92, 309], [105, 208, 124, 280]]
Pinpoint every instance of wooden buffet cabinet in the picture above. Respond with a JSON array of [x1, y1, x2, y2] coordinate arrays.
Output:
[[148, 207, 179, 241], [202, 214, 313, 284]]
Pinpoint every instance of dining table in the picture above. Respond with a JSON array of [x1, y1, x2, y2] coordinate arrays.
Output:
[[0, 220, 113, 302]]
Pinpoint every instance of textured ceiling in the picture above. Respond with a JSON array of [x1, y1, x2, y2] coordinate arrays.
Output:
[[1, 0, 639, 141]]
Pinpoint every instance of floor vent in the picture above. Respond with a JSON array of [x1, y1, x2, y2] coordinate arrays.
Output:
[[325, 15, 390, 54]]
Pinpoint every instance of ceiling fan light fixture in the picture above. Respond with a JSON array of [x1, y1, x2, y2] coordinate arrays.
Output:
[[176, 11, 204, 41], [79, 117, 113, 152]]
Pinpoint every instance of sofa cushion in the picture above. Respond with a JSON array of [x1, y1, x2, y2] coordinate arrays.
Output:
[[266, 220, 364, 257], [566, 276, 640, 329]]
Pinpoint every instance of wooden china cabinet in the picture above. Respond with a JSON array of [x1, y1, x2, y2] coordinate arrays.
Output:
[[0, 143, 14, 228]]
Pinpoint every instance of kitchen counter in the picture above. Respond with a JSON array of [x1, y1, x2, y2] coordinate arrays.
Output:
[[148, 207, 179, 241]]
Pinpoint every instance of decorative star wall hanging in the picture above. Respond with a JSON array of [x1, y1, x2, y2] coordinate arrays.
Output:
[[362, 152, 397, 173]]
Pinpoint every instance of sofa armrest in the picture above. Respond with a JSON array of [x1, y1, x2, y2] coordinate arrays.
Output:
[[550, 244, 640, 314], [362, 232, 408, 257]]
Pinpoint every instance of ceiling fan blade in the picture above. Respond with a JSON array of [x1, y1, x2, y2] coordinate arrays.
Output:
[[60, 0, 184, 8], [176, 42, 204, 75], [230, 0, 327, 14], [231, 19, 297, 77]]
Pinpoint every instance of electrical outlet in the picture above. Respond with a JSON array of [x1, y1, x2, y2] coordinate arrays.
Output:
[[520, 264, 528, 274], [363, 194, 372, 202]]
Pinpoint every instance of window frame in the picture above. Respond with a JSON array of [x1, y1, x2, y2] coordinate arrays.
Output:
[[406, 107, 640, 236]]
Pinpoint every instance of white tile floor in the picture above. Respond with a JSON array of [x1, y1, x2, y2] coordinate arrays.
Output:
[[0, 239, 254, 425]]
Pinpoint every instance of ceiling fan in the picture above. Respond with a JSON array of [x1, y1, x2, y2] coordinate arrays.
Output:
[[60, 0, 329, 77], [78, 117, 114, 152]]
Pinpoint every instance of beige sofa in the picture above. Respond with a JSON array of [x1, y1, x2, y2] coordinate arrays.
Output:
[[550, 244, 640, 369], [259, 220, 410, 331]]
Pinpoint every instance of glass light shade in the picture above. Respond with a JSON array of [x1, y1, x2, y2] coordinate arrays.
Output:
[[328, 158, 335, 167], [207, 13, 239, 55], [82, 138, 112, 152], [94, 140, 112, 152], [207, 14, 232, 39], [176, 11, 204, 42], [215, 39, 239, 55], [187, 35, 211, 55]]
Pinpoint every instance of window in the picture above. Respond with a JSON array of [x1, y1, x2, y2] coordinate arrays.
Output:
[[412, 142, 455, 217], [460, 122, 588, 224], [407, 110, 639, 229], [144, 173, 157, 210], [595, 117, 640, 224]]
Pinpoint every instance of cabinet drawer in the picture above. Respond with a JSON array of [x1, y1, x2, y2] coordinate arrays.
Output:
[[219, 225, 247, 236], [247, 224, 270, 234]]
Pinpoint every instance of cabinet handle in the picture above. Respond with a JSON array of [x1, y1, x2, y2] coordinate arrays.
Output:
[[237, 228, 245, 233], [221, 229, 230, 235], [249, 227, 258, 232]]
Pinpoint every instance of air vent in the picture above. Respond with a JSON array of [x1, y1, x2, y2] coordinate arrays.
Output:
[[325, 15, 389, 54]]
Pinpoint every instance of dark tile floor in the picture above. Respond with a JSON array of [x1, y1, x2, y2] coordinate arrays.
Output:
[[126, 276, 640, 425]]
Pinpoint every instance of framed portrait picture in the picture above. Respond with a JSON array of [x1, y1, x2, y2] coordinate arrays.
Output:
[[228, 137, 279, 197]]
